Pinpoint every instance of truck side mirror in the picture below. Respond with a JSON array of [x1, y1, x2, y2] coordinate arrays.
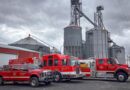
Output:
[[39, 64, 43, 68], [22, 69, 28, 71]]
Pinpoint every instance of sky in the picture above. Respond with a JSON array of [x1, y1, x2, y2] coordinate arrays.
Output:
[[0, 0, 130, 55]]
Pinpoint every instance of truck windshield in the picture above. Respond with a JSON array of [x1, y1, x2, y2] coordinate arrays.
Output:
[[114, 58, 119, 64], [108, 58, 119, 64], [70, 60, 79, 66], [28, 64, 40, 69]]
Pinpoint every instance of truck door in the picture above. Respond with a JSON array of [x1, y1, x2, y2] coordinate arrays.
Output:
[[11, 65, 29, 81], [47, 59, 54, 70], [106, 58, 117, 72], [96, 59, 107, 71], [2, 65, 12, 81], [53, 59, 60, 71], [10, 65, 20, 81], [43, 56, 54, 70], [18, 65, 30, 81], [61, 59, 69, 73], [96, 59, 108, 77]]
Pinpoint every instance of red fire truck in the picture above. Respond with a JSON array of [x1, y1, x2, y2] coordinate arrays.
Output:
[[41, 54, 83, 82], [0, 64, 53, 87], [79, 58, 130, 82]]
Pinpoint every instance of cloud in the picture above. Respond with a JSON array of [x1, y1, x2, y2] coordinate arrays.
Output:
[[111, 29, 130, 54], [0, 0, 130, 56]]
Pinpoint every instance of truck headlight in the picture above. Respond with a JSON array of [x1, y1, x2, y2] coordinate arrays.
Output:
[[40, 72, 46, 77]]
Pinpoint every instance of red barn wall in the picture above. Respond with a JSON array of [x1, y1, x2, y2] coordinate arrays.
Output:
[[0, 47, 39, 59]]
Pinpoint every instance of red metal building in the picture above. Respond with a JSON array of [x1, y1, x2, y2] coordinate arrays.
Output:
[[0, 44, 39, 66]]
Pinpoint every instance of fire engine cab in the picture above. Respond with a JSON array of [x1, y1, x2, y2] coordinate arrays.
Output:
[[42, 54, 83, 82], [79, 58, 130, 82]]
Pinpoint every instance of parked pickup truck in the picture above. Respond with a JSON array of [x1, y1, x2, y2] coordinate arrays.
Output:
[[0, 64, 53, 87]]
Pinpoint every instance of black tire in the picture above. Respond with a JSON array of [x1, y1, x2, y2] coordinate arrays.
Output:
[[0, 77, 3, 85], [53, 72, 62, 82], [116, 72, 128, 82], [30, 77, 39, 87], [45, 81, 51, 85]]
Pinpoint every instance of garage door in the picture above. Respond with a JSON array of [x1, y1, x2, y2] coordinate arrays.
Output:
[[0, 53, 18, 66]]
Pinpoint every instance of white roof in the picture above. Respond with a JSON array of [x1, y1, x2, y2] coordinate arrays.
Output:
[[10, 36, 45, 46], [0, 44, 39, 53]]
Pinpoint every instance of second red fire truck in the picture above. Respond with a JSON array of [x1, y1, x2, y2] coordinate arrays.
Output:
[[41, 54, 83, 82], [79, 58, 130, 82]]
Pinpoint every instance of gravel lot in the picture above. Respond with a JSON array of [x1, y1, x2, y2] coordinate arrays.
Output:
[[0, 79, 130, 90]]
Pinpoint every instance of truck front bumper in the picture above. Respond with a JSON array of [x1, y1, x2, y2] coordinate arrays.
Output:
[[39, 76, 53, 82]]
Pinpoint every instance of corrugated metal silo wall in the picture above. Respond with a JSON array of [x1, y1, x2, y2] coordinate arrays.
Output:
[[85, 30, 94, 58], [64, 26, 82, 58], [86, 29, 109, 58], [117, 48, 125, 64], [93, 29, 109, 58], [110, 46, 125, 64]]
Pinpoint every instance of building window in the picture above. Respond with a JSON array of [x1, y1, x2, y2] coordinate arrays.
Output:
[[62, 59, 67, 66], [54, 59, 58, 66], [48, 59, 53, 66], [98, 59, 104, 64]]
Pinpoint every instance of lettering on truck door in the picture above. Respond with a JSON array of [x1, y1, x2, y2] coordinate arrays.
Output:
[[11, 65, 29, 81]]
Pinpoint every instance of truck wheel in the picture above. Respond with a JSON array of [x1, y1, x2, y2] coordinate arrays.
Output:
[[0, 77, 3, 85], [53, 72, 62, 82], [30, 77, 39, 87], [116, 72, 128, 82]]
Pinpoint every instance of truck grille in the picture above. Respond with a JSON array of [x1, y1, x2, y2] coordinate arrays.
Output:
[[41, 72, 52, 77]]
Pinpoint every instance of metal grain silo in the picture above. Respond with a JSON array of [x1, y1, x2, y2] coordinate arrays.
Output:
[[86, 28, 109, 58], [109, 44, 125, 64], [64, 25, 82, 58]]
